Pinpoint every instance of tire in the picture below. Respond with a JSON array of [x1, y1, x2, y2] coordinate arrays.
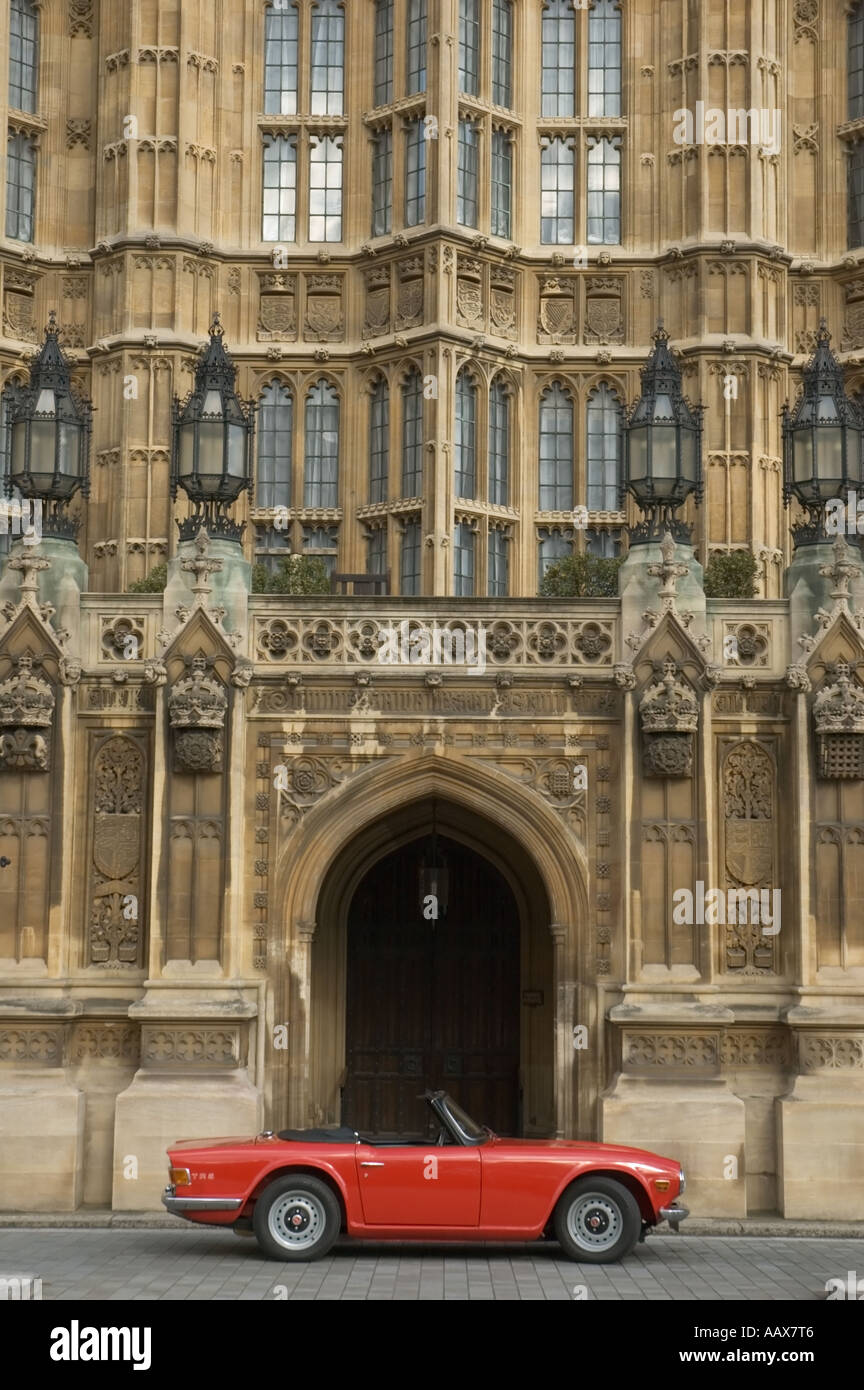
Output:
[[253, 1175, 341, 1262], [553, 1177, 642, 1264]]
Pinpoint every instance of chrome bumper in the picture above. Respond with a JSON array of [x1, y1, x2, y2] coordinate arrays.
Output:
[[659, 1202, 689, 1231], [162, 1186, 243, 1215]]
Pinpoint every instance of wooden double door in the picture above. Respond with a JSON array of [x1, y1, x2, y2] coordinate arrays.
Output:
[[343, 835, 521, 1137]]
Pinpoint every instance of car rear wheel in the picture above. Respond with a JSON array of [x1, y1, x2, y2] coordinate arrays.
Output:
[[553, 1177, 642, 1264], [253, 1175, 341, 1262]]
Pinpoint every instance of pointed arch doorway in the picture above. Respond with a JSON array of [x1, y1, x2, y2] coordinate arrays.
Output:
[[343, 830, 520, 1137], [306, 794, 558, 1140]]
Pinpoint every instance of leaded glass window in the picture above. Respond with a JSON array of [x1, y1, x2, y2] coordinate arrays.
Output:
[[488, 526, 508, 596], [488, 378, 509, 505], [369, 378, 389, 503], [304, 379, 340, 506], [310, 0, 344, 115], [459, 0, 480, 96], [453, 521, 475, 596], [454, 371, 477, 497], [586, 384, 621, 511], [401, 518, 421, 594], [262, 134, 297, 242], [588, 0, 622, 119], [372, 128, 393, 236], [401, 368, 423, 496], [405, 118, 426, 226], [9, 0, 38, 113], [491, 130, 512, 238], [457, 120, 479, 227], [541, 0, 575, 118], [539, 383, 573, 510], [407, 0, 427, 94], [257, 380, 293, 508], [587, 137, 620, 245], [5, 133, 35, 242], [308, 135, 342, 241], [264, 3, 298, 115], [851, 2, 864, 121], [374, 0, 394, 106], [492, 0, 513, 108], [540, 138, 574, 244]]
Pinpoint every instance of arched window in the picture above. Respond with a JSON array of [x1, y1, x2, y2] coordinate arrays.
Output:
[[488, 378, 509, 505], [264, 2, 298, 115], [538, 527, 571, 588], [541, 0, 575, 118], [310, 0, 344, 115], [488, 525, 509, 596], [372, 129, 392, 236], [304, 379, 339, 506], [401, 517, 421, 594], [454, 371, 477, 497], [401, 368, 423, 496], [541, 138, 575, 244], [539, 383, 573, 510], [405, 117, 426, 226], [256, 380, 293, 508], [5, 132, 36, 242], [308, 135, 343, 241], [369, 378, 389, 503], [9, 0, 38, 113], [586, 384, 621, 512], [453, 521, 475, 596], [588, 0, 621, 119]]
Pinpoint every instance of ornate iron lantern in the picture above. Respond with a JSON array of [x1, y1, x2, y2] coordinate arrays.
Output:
[[5, 311, 92, 538], [621, 322, 704, 544], [171, 313, 254, 540], [782, 320, 864, 546]]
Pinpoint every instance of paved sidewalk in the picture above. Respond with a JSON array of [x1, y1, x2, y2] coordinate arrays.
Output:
[[0, 1228, 860, 1300]]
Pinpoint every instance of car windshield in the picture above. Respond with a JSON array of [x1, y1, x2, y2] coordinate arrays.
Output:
[[442, 1095, 488, 1142]]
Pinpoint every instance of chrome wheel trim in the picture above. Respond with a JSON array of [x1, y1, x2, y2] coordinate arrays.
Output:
[[268, 1191, 326, 1250], [566, 1192, 623, 1252]]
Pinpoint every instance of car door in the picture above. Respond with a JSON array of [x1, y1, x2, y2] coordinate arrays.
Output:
[[355, 1143, 481, 1226]]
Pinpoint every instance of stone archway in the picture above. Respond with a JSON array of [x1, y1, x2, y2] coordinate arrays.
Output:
[[270, 754, 591, 1140]]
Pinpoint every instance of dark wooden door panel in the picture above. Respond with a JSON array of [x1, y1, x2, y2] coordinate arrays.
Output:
[[344, 836, 520, 1137]]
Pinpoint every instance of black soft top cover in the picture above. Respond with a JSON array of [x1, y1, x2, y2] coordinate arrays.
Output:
[[277, 1126, 358, 1143]]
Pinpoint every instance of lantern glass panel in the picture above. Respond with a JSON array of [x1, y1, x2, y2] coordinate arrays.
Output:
[[816, 426, 843, 484], [203, 389, 222, 417], [653, 393, 673, 420], [681, 428, 696, 483], [197, 421, 224, 486], [817, 396, 839, 421], [35, 388, 55, 416], [793, 430, 813, 484], [651, 426, 677, 481], [58, 421, 77, 482], [10, 419, 27, 478], [629, 426, 648, 481], [178, 424, 195, 479], [227, 422, 246, 478], [31, 418, 56, 484]]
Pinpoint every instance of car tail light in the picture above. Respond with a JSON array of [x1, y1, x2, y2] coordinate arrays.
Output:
[[169, 1167, 191, 1186]]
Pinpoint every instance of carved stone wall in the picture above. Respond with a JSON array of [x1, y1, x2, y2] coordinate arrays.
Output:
[[86, 733, 148, 968]]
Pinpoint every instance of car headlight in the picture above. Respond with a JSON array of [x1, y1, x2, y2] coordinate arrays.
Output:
[[678, 1166, 686, 1195]]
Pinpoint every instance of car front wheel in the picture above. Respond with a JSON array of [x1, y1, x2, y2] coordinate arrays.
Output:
[[253, 1175, 341, 1261], [553, 1177, 642, 1264]]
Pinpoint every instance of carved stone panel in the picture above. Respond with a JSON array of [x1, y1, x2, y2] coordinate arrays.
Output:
[[395, 255, 425, 329], [584, 276, 625, 346], [456, 255, 484, 328], [304, 273, 344, 342], [256, 273, 297, 341], [537, 276, 576, 344], [721, 740, 777, 975], [88, 734, 147, 967], [363, 265, 391, 338]]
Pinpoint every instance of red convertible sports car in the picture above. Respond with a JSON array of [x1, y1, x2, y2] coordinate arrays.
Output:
[[163, 1091, 688, 1263]]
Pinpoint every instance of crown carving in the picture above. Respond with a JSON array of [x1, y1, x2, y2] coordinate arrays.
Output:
[[0, 653, 55, 728], [639, 659, 699, 734], [813, 661, 864, 735], [168, 655, 227, 730]]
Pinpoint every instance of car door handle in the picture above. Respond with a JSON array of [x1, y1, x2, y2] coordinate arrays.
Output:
[[360, 1161, 385, 1167]]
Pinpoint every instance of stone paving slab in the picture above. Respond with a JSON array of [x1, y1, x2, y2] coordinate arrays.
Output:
[[0, 1229, 861, 1300]]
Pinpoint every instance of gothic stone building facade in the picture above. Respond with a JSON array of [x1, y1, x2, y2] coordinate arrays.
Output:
[[1, 0, 864, 1219]]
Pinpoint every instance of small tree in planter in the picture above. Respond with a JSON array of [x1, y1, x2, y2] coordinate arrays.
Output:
[[127, 562, 167, 593], [252, 554, 331, 595], [703, 550, 759, 599], [540, 553, 624, 598]]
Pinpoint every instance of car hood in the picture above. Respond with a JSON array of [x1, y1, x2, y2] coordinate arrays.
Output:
[[488, 1136, 678, 1167]]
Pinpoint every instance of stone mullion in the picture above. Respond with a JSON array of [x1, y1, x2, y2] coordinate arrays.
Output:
[[145, 683, 170, 975], [550, 922, 576, 1137], [700, 689, 717, 982], [435, 0, 458, 230]]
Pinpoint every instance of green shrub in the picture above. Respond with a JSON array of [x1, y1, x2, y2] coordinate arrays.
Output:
[[540, 552, 624, 598], [703, 550, 759, 599], [127, 562, 167, 593], [252, 554, 331, 594]]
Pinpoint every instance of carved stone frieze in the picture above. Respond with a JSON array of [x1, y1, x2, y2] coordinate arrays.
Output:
[[0, 653, 55, 772]]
